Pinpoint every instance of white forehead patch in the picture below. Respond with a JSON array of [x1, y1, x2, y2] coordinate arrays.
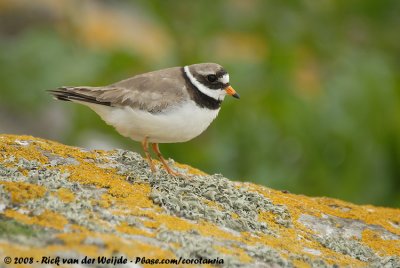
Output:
[[219, 74, 229, 84]]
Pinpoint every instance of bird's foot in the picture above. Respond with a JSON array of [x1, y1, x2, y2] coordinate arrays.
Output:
[[159, 163, 187, 178]]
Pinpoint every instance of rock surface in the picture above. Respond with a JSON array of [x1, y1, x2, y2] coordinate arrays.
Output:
[[0, 134, 399, 267]]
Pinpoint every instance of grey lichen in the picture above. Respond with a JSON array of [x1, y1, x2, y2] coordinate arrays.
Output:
[[298, 213, 400, 266], [1, 137, 400, 268], [157, 228, 244, 267], [317, 236, 376, 262], [110, 150, 292, 235], [299, 214, 400, 241]]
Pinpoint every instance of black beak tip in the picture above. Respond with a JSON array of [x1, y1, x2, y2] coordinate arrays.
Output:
[[233, 93, 240, 99]]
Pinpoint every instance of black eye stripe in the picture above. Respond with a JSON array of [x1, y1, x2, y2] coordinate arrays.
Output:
[[207, 75, 218, 82], [201, 81, 228, 90], [191, 69, 229, 90]]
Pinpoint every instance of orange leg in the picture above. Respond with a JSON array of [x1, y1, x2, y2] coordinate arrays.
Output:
[[151, 143, 182, 177], [142, 137, 156, 172]]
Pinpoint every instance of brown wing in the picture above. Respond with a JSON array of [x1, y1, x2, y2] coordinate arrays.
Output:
[[49, 67, 190, 113]]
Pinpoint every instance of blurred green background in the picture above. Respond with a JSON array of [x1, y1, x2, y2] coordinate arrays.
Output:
[[1, 0, 399, 207]]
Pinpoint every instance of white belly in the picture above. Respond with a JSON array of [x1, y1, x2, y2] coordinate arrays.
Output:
[[85, 101, 220, 143]]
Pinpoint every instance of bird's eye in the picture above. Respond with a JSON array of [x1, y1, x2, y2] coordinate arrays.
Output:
[[207, 75, 217, 83]]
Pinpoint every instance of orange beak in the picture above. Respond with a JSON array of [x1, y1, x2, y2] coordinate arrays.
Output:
[[225, 86, 240, 99]]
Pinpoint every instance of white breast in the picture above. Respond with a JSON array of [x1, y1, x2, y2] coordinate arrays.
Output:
[[86, 101, 220, 143]]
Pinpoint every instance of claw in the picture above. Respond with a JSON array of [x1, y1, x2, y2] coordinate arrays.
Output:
[[151, 143, 185, 177]]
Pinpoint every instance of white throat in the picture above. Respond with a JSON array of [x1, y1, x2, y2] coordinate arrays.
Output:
[[184, 66, 225, 101]]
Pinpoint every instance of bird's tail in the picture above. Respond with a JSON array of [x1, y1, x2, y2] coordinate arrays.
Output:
[[47, 87, 111, 106]]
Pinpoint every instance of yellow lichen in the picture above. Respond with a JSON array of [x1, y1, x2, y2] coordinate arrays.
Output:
[[108, 182, 153, 208], [1, 134, 399, 267], [55, 188, 75, 203], [362, 229, 400, 256], [4, 209, 68, 230], [195, 220, 241, 241], [203, 199, 224, 211], [292, 259, 312, 268], [57, 232, 177, 267], [140, 212, 242, 243], [35, 210, 68, 230], [116, 222, 155, 238], [69, 224, 90, 233], [142, 219, 161, 229], [0, 135, 49, 164], [247, 185, 383, 266], [0, 182, 46, 203], [231, 212, 240, 219]]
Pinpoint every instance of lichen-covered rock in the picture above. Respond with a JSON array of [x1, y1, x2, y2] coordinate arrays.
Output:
[[0, 134, 399, 267]]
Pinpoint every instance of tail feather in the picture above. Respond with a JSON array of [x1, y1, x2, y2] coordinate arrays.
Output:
[[48, 87, 111, 106]]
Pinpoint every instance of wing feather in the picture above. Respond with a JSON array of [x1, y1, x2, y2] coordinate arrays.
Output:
[[49, 67, 189, 113]]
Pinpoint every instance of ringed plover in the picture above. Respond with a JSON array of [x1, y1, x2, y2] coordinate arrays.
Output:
[[49, 63, 239, 176]]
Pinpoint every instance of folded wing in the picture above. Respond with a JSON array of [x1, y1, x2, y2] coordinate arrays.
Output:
[[48, 67, 189, 113]]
